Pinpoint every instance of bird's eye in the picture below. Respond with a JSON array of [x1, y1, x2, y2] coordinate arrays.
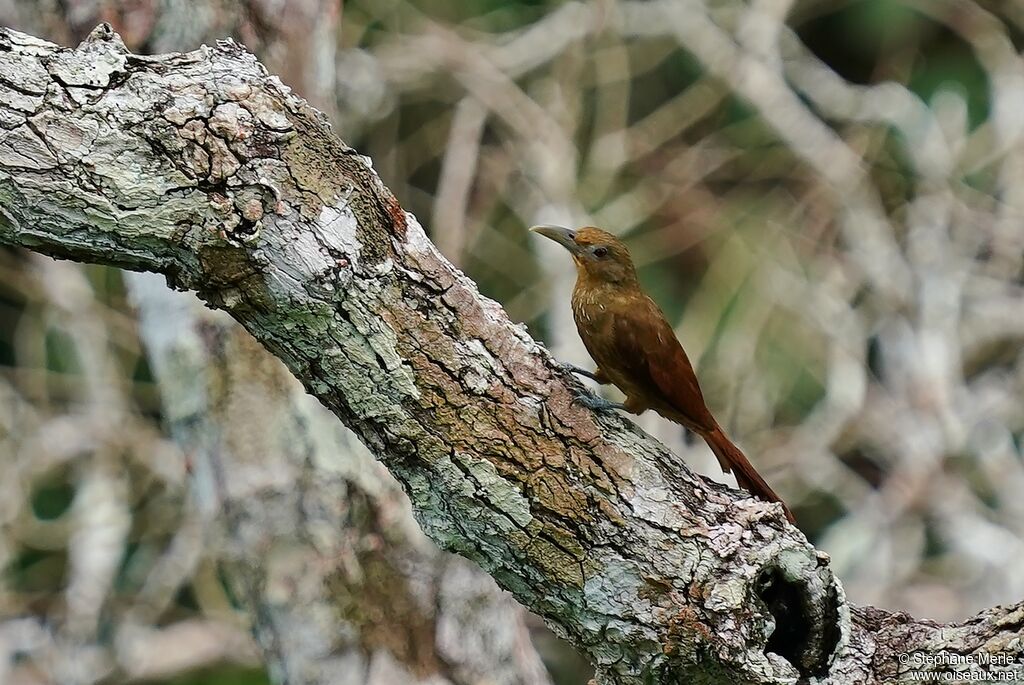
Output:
[[593, 246, 609, 258]]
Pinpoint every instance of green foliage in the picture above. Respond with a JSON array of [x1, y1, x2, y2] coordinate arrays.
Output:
[[151, 666, 271, 685], [30, 476, 75, 520], [6, 548, 67, 593], [410, 0, 555, 30], [797, 0, 990, 127], [45, 328, 82, 375]]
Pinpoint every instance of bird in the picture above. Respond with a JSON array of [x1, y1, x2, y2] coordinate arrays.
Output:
[[531, 224, 795, 524]]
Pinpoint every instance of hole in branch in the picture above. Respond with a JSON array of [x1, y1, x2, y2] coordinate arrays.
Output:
[[757, 564, 841, 677]]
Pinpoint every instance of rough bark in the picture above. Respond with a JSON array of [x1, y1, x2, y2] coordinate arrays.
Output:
[[0, 25, 1020, 684], [127, 271, 552, 685]]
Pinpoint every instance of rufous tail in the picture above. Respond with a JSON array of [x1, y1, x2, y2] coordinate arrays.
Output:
[[703, 428, 795, 524]]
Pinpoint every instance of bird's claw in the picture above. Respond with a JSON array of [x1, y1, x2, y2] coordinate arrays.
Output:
[[572, 389, 625, 413]]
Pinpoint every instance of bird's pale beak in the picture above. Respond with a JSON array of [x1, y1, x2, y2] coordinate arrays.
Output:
[[529, 225, 580, 254]]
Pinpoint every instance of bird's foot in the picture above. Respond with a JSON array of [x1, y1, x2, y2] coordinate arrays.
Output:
[[560, 362, 602, 382], [572, 390, 626, 413]]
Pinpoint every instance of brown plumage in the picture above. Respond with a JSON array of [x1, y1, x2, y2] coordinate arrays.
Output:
[[531, 225, 795, 524]]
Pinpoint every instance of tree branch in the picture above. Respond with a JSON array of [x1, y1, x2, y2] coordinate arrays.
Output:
[[0, 25, 1020, 684], [127, 271, 553, 685]]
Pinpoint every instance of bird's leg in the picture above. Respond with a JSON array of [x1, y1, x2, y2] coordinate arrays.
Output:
[[573, 393, 626, 413], [564, 364, 622, 412], [573, 392, 627, 413], [561, 363, 610, 384]]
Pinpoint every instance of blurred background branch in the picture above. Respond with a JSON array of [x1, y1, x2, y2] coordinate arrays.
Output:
[[3, 0, 1024, 683]]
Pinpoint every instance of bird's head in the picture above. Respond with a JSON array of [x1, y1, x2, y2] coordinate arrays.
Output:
[[530, 225, 638, 285]]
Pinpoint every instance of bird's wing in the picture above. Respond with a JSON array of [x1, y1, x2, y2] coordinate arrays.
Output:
[[612, 297, 717, 432]]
